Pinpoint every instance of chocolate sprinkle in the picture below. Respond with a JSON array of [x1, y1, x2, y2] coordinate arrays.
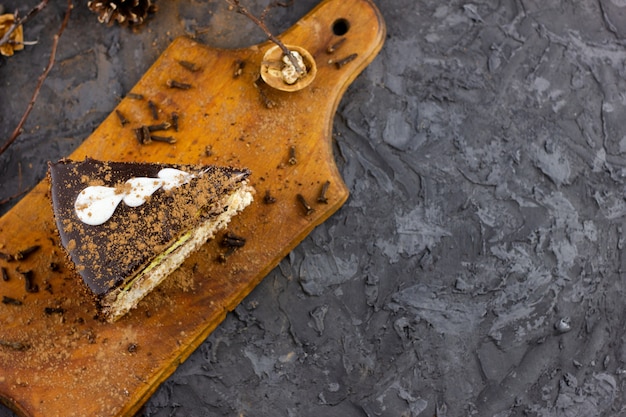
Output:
[[2, 296, 22, 306], [15, 245, 41, 260], [20, 270, 39, 293], [44, 307, 65, 315]]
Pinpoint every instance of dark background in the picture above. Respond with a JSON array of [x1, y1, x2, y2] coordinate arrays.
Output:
[[2, 0, 626, 416]]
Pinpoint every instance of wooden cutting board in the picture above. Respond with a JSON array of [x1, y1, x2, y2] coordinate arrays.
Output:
[[0, 1, 385, 415]]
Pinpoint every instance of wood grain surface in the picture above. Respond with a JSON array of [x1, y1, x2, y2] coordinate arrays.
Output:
[[0, 0, 385, 416]]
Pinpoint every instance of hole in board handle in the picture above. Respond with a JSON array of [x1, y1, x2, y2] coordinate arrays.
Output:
[[332, 18, 350, 36]]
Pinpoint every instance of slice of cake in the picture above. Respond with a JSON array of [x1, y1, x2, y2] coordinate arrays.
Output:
[[48, 158, 254, 322]]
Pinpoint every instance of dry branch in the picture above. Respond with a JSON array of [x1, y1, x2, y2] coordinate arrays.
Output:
[[0, 0, 73, 157], [0, 0, 49, 49], [227, 0, 303, 74]]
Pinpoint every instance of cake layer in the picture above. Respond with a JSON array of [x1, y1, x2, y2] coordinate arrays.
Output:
[[101, 185, 254, 321], [48, 158, 253, 308]]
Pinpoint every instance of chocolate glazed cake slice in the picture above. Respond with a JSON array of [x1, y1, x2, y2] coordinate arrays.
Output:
[[48, 158, 254, 322]]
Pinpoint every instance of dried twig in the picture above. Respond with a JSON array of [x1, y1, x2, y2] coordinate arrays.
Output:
[[0, 190, 28, 206], [0, 0, 49, 49], [259, 0, 293, 21], [226, 0, 303, 74], [0, 0, 73, 157]]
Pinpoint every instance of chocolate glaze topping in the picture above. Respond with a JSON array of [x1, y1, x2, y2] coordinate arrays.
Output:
[[49, 158, 250, 298]]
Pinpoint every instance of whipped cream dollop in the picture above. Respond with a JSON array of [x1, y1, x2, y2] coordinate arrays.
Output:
[[75, 168, 194, 226]]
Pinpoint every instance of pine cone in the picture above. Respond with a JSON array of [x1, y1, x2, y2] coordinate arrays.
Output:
[[87, 0, 157, 26]]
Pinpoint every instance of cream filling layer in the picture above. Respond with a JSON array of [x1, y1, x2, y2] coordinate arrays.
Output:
[[101, 183, 254, 322]]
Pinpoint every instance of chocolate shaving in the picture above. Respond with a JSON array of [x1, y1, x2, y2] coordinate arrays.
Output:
[[177, 60, 200, 72], [297, 194, 314, 216], [0, 245, 40, 261], [2, 296, 22, 306], [221, 232, 246, 248], [148, 100, 159, 120], [16, 245, 41, 260], [171, 112, 179, 132], [288, 145, 297, 165], [218, 246, 237, 263], [332, 53, 358, 69], [217, 232, 246, 262], [258, 87, 276, 109], [166, 79, 192, 90], [0, 340, 30, 351], [150, 135, 176, 144], [19, 270, 39, 293], [317, 181, 330, 204], [263, 190, 276, 204], [115, 109, 129, 126], [44, 307, 65, 315], [327, 37, 346, 54], [135, 126, 152, 145], [147, 122, 171, 132], [134, 127, 145, 144], [233, 60, 245, 78]]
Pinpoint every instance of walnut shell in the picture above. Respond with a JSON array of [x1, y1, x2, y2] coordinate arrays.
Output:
[[260, 45, 317, 92]]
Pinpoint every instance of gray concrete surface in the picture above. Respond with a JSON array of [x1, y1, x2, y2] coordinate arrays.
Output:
[[2, 0, 626, 416]]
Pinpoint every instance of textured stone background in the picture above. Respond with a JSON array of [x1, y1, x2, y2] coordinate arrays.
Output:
[[2, 0, 626, 416]]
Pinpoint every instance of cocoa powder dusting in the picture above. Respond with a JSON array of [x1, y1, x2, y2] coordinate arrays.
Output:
[[49, 159, 249, 299]]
